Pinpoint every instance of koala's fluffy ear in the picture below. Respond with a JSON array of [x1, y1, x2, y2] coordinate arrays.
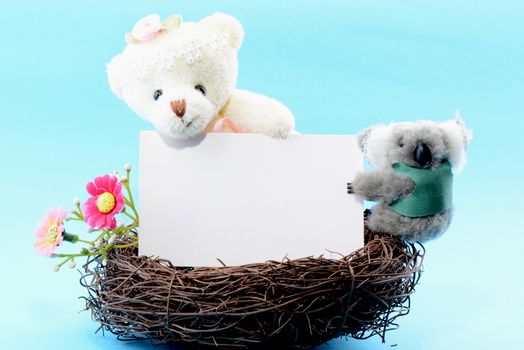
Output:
[[357, 127, 374, 153], [357, 124, 388, 152], [440, 117, 472, 173], [358, 124, 391, 168], [200, 12, 244, 50], [106, 54, 126, 100]]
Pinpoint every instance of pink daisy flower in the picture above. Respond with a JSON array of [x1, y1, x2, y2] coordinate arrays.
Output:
[[82, 174, 125, 229], [34, 207, 68, 257]]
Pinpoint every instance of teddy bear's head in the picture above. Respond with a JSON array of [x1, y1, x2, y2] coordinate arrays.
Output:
[[358, 118, 472, 173], [107, 13, 244, 139]]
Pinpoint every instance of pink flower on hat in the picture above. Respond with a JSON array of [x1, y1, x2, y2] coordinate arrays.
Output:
[[132, 14, 164, 42]]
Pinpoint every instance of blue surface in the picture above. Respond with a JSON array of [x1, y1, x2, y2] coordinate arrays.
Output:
[[1, 1, 523, 349]]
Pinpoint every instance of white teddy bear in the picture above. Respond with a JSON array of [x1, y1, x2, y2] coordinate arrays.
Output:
[[107, 13, 295, 139]]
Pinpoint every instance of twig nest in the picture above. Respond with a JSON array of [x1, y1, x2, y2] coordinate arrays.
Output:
[[81, 224, 423, 349]]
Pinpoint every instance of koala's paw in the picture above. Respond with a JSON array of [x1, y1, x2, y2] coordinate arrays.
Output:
[[347, 182, 354, 194], [349, 171, 392, 201], [402, 178, 416, 197]]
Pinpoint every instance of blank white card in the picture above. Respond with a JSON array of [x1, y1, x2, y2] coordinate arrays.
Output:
[[139, 131, 363, 266]]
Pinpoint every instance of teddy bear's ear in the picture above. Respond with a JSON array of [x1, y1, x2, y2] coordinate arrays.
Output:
[[200, 12, 244, 50], [440, 114, 473, 173], [106, 53, 127, 99]]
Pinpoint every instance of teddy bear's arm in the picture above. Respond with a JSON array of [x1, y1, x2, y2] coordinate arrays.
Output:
[[219, 89, 295, 138], [348, 170, 415, 203]]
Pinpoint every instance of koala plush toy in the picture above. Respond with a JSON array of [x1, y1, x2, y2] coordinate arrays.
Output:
[[107, 13, 295, 140], [347, 118, 472, 242]]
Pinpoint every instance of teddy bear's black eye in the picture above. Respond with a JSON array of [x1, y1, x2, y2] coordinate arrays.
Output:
[[194, 85, 206, 95], [399, 138, 404, 148], [153, 89, 163, 101]]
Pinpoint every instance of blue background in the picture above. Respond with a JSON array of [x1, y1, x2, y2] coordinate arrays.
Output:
[[1, 0, 522, 349]]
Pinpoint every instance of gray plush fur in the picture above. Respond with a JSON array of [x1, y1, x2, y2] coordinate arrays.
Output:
[[367, 203, 453, 242], [348, 118, 471, 242]]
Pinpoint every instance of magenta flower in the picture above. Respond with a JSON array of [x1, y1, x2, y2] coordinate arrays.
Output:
[[82, 175, 125, 229], [34, 207, 68, 257]]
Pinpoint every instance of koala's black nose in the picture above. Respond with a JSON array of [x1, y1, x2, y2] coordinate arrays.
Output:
[[414, 142, 432, 168]]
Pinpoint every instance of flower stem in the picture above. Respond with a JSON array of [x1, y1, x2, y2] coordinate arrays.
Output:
[[93, 231, 106, 244], [54, 252, 98, 258], [123, 210, 136, 222], [120, 231, 138, 240], [67, 217, 84, 222], [123, 171, 139, 224], [75, 202, 84, 220], [58, 257, 72, 268], [70, 209, 84, 221], [113, 241, 138, 249]]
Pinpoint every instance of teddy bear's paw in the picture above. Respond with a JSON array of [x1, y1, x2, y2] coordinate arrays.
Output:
[[266, 121, 293, 139]]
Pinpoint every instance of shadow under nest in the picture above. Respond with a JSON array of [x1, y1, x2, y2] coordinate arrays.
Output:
[[80, 220, 424, 349]]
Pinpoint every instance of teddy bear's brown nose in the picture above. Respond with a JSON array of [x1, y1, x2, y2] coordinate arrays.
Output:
[[170, 99, 186, 118]]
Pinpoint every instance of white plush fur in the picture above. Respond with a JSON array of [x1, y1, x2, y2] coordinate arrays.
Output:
[[107, 12, 295, 140], [220, 89, 294, 138]]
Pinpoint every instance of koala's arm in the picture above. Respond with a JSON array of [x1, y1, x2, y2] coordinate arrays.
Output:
[[219, 89, 295, 138], [348, 170, 415, 203]]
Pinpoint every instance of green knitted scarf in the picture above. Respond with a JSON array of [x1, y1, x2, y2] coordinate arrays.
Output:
[[389, 161, 453, 218]]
